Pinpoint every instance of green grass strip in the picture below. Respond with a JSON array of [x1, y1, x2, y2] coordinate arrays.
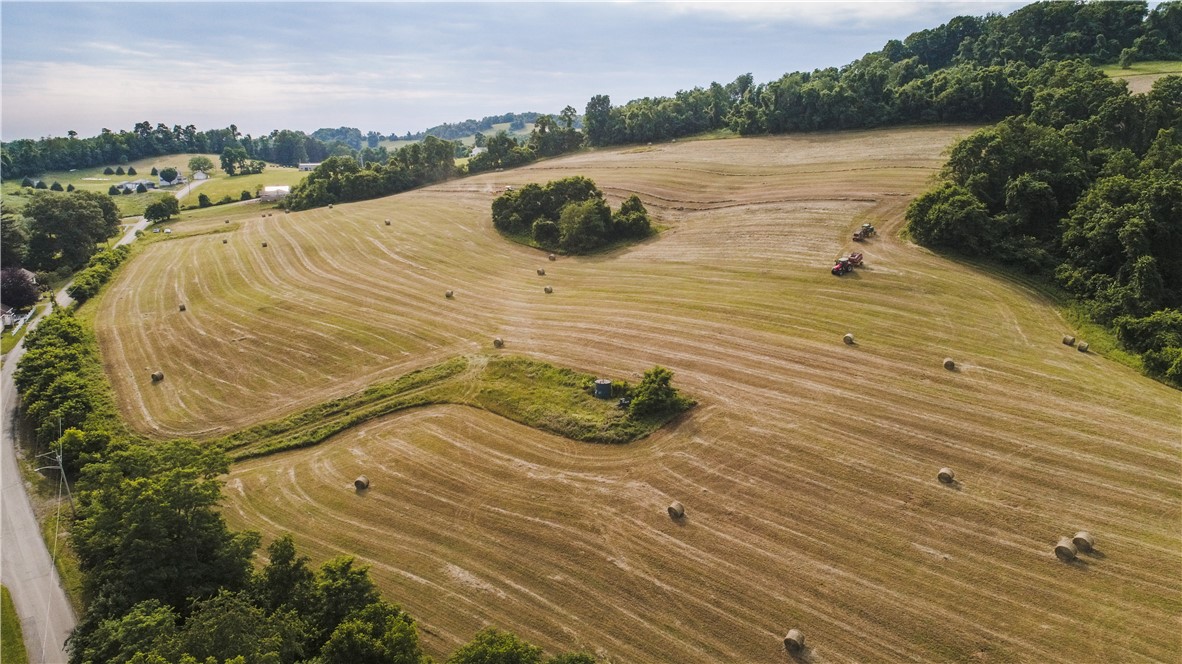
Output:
[[1, 585, 29, 664]]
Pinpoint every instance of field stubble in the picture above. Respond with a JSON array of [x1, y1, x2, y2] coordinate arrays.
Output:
[[97, 127, 1180, 662]]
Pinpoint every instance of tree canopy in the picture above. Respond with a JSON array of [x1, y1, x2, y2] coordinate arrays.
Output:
[[491, 177, 653, 253], [22, 190, 119, 271]]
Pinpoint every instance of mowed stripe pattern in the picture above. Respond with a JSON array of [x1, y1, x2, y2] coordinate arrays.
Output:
[[101, 127, 1180, 662]]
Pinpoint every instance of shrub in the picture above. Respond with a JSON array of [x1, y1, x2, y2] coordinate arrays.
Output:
[[150, 166, 158, 176], [115, 166, 125, 175], [240, 190, 253, 201], [198, 193, 212, 208], [136, 183, 148, 193], [127, 166, 137, 175], [531, 219, 560, 246], [67, 184, 75, 192], [218, 194, 234, 204], [629, 366, 693, 417], [50, 181, 63, 191], [21, 176, 34, 187], [103, 167, 115, 175], [34, 181, 47, 189]]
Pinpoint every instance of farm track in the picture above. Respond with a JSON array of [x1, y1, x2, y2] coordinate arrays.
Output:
[[97, 126, 1180, 662]]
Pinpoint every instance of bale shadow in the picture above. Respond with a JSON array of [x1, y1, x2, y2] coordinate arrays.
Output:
[[785, 645, 815, 662], [1082, 549, 1105, 560], [940, 479, 963, 491]]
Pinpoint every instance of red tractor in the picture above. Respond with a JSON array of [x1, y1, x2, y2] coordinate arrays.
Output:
[[831, 252, 864, 276]]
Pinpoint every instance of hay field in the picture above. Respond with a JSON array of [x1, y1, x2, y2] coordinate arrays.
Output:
[[96, 126, 1181, 662]]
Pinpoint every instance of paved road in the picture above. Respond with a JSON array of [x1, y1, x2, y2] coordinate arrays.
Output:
[[1, 216, 148, 663]]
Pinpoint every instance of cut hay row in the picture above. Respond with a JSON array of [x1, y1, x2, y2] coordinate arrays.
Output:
[[99, 126, 1180, 662]]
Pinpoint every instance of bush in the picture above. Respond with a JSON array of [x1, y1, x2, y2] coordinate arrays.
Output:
[[67, 184, 75, 192], [150, 166, 158, 176], [629, 366, 692, 418], [218, 194, 234, 204], [1, 267, 40, 308], [50, 181, 63, 191], [127, 166, 137, 175], [198, 193, 212, 208], [103, 167, 115, 175], [21, 176, 34, 187], [115, 166, 125, 175], [531, 219, 560, 246], [34, 181, 47, 189], [240, 190, 252, 201]]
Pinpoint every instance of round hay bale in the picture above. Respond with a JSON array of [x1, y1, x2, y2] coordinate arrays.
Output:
[[667, 501, 684, 519], [544, 286, 553, 294], [548, 253, 556, 261], [262, 241, 268, 247], [937, 467, 955, 484], [178, 304, 186, 312], [493, 337, 504, 348], [222, 239, 228, 244], [943, 357, 956, 370], [445, 290, 454, 299], [1072, 531, 1094, 552], [385, 219, 391, 226], [1062, 335, 1076, 346], [783, 629, 805, 653], [1077, 342, 1089, 353], [328, 203, 334, 209], [1055, 537, 1078, 562], [150, 371, 164, 382], [354, 475, 369, 490], [262, 213, 266, 218], [225, 219, 230, 223], [843, 333, 855, 345], [537, 268, 545, 276]]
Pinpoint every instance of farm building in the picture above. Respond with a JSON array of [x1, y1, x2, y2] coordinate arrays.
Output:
[[1, 302, 14, 328], [298, 162, 322, 171], [115, 179, 157, 193], [260, 185, 291, 202], [192, 170, 210, 180]]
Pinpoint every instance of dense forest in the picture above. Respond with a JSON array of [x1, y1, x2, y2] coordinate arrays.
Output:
[[6, 2, 1182, 662]]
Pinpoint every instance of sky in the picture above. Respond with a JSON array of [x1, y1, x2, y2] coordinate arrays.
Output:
[[1, 1, 1034, 141]]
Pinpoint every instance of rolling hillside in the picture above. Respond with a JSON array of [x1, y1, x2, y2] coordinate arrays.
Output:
[[93, 126, 1181, 662]]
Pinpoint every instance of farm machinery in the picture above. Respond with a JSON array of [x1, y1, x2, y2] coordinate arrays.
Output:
[[831, 252, 864, 276], [852, 223, 877, 242]]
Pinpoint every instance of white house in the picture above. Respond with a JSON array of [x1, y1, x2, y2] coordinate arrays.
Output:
[[298, 162, 322, 171], [192, 170, 210, 180], [470, 146, 487, 157], [260, 185, 291, 202]]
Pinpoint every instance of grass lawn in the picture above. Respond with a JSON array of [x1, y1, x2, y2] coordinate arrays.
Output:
[[1, 585, 28, 664], [1101, 60, 1182, 93], [1, 153, 222, 217], [177, 167, 308, 209]]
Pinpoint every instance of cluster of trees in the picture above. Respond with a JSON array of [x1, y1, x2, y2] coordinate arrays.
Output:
[[67, 245, 130, 303], [3, 191, 120, 272], [491, 177, 653, 253], [1, 266, 41, 308], [283, 136, 457, 210], [584, 1, 1180, 146], [13, 311, 115, 447], [401, 112, 541, 142], [906, 72, 1181, 385], [468, 107, 583, 173]]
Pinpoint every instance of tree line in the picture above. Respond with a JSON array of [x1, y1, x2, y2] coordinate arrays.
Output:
[[906, 71, 1181, 385]]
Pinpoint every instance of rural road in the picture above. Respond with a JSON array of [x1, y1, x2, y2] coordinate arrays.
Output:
[[1, 215, 148, 663]]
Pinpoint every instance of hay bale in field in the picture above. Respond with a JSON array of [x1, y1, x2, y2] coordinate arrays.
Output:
[[222, 239, 228, 244], [225, 219, 230, 223], [943, 357, 956, 370], [493, 337, 504, 348], [667, 501, 684, 519], [262, 241, 268, 247], [548, 253, 556, 261], [1078, 342, 1089, 353], [354, 475, 369, 491], [178, 304, 186, 312], [329, 204, 334, 209], [783, 629, 805, 653], [1073, 531, 1094, 552], [150, 371, 164, 382], [843, 333, 855, 345], [1055, 537, 1078, 562], [1063, 335, 1076, 346], [385, 219, 391, 226], [537, 268, 545, 276], [445, 290, 454, 298], [937, 467, 955, 484], [544, 286, 553, 294]]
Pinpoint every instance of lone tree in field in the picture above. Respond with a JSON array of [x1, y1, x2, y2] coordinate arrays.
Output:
[[189, 155, 215, 175], [144, 194, 180, 224], [629, 366, 693, 418]]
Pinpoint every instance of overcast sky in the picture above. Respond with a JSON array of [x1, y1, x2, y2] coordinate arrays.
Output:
[[1, 1, 1033, 141]]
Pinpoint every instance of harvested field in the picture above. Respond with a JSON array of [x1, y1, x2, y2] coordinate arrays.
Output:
[[98, 126, 1181, 662]]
